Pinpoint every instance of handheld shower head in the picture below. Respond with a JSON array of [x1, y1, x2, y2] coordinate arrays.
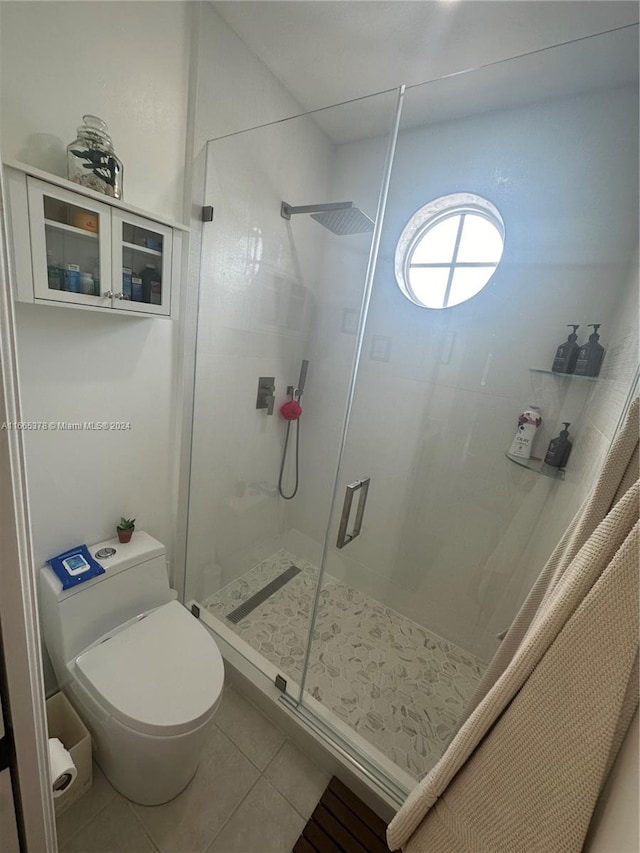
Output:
[[298, 359, 309, 396]]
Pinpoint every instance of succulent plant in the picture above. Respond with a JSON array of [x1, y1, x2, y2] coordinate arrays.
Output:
[[118, 517, 135, 530]]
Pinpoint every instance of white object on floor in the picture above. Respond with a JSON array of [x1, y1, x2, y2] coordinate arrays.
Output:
[[47, 737, 77, 797]]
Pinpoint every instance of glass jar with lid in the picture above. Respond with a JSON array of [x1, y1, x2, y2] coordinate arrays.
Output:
[[67, 115, 123, 199]]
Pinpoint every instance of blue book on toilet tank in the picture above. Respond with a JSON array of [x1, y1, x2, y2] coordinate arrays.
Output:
[[47, 544, 105, 590]]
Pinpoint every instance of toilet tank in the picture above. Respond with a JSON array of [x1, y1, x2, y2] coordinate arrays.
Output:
[[39, 532, 174, 679]]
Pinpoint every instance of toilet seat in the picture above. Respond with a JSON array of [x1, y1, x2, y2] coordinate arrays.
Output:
[[75, 600, 224, 737]]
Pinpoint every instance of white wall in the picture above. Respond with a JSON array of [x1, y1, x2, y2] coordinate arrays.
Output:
[[292, 86, 638, 660], [0, 2, 191, 575]]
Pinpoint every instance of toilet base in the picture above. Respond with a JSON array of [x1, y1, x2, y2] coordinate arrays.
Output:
[[95, 711, 216, 805], [65, 677, 220, 805], [95, 718, 213, 806]]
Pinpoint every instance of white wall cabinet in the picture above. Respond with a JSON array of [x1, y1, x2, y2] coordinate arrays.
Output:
[[5, 163, 186, 318]]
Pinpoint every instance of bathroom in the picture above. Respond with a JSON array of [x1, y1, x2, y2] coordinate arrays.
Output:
[[0, 2, 638, 852]]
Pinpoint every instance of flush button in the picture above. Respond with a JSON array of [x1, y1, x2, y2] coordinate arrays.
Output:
[[95, 547, 116, 559]]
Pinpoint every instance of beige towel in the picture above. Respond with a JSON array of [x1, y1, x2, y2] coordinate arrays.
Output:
[[387, 399, 639, 853]]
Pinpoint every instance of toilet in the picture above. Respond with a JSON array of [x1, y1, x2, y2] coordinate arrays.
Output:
[[39, 532, 224, 805]]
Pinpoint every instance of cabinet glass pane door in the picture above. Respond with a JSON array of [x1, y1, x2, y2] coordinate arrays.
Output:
[[44, 197, 100, 295], [27, 177, 111, 306], [113, 211, 171, 315]]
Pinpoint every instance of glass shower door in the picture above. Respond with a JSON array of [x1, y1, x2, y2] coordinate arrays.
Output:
[[185, 89, 402, 701], [296, 25, 639, 784]]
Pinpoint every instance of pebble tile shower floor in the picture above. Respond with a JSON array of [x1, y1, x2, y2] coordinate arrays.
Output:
[[205, 550, 486, 778]]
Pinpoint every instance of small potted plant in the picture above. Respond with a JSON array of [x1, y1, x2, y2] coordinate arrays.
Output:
[[117, 517, 135, 543]]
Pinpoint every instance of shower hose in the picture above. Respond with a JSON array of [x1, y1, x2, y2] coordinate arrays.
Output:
[[278, 415, 300, 500]]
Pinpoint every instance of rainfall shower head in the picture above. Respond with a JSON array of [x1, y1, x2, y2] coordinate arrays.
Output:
[[281, 201, 374, 236]]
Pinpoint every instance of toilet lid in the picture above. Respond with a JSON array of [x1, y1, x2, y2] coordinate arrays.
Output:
[[75, 601, 224, 736]]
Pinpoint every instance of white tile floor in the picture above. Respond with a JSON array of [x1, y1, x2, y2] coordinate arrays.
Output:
[[205, 550, 486, 778], [57, 686, 330, 853]]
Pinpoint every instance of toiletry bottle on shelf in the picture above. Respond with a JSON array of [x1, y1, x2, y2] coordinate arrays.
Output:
[[122, 267, 132, 301], [80, 273, 94, 295], [574, 324, 605, 377], [509, 405, 542, 460], [131, 275, 143, 302], [544, 422, 572, 469], [64, 264, 81, 293], [552, 325, 580, 374], [47, 250, 62, 290], [140, 264, 161, 304]]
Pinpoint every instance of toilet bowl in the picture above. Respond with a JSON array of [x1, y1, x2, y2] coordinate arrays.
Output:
[[39, 533, 225, 804]]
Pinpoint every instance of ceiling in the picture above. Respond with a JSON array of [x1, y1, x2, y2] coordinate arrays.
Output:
[[212, 1, 639, 142], [214, 2, 639, 105]]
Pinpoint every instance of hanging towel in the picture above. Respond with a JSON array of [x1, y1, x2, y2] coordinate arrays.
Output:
[[387, 398, 639, 853]]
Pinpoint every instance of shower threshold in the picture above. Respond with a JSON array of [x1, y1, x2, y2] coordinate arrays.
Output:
[[203, 549, 486, 780]]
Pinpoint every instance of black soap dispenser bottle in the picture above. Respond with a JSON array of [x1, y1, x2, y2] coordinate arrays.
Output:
[[574, 324, 605, 377], [544, 422, 573, 469], [552, 325, 580, 374]]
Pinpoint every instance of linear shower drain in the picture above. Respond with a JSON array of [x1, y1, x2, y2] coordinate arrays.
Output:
[[226, 565, 301, 624]]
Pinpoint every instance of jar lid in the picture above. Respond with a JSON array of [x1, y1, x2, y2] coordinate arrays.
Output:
[[77, 115, 114, 148]]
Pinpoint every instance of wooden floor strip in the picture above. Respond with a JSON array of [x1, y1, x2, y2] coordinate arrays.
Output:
[[320, 790, 388, 853], [293, 836, 318, 853], [329, 777, 389, 841], [311, 803, 369, 853], [303, 819, 343, 853], [293, 776, 395, 852]]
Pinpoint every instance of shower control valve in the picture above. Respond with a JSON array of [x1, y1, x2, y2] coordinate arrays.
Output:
[[256, 377, 276, 415]]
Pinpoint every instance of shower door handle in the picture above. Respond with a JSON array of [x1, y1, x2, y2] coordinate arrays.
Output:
[[336, 477, 371, 549]]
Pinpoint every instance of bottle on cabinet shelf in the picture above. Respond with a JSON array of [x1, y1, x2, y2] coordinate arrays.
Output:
[[47, 250, 63, 290], [551, 325, 580, 374], [131, 275, 143, 302], [544, 422, 573, 469], [574, 324, 605, 377], [80, 273, 94, 295], [122, 268, 132, 301], [67, 115, 123, 199], [140, 264, 161, 305], [64, 264, 81, 293]]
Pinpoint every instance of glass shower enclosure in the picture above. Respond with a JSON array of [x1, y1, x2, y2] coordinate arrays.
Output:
[[184, 26, 639, 802]]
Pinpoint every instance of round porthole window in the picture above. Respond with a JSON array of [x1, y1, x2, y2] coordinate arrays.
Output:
[[394, 193, 504, 309]]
